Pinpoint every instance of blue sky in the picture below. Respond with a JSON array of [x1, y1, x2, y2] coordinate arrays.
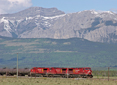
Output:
[[0, 0, 117, 14], [32, 0, 117, 13]]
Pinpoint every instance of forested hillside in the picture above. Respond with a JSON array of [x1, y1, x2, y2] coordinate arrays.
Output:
[[0, 36, 117, 68]]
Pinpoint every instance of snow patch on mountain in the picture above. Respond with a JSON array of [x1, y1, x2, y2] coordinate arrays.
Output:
[[17, 19, 24, 24], [34, 14, 66, 27], [26, 17, 33, 20], [0, 17, 12, 33], [101, 11, 115, 15], [43, 14, 66, 20], [0, 17, 8, 23], [90, 10, 99, 15], [83, 10, 115, 16]]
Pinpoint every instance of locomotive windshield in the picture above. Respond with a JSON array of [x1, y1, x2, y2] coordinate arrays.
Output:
[[85, 68, 91, 70]]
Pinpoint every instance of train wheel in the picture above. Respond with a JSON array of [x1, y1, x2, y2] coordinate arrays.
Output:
[[87, 75, 92, 78], [30, 74, 33, 77], [89, 75, 93, 78], [79, 75, 82, 78], [30, 73, 32, 77], [40, 75, 43, 77], [48, 74, 52, 77], [18, 73, 21, 76], [60, 75, 62, 78], [77, 75, 79, 78], [31, 74, 35, 77], [69, 75, 71, 78], [62, 75, 65, 78], [69, 75, 72, 78], [74, 75, 78, 78], [80, 75, 84, 78]]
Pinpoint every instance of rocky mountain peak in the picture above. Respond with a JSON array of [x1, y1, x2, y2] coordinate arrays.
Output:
[[12, 7, 65, 17]]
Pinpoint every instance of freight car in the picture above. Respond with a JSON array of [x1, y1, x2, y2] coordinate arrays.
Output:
[[0, 67, 30, 76], [30, 67, 93, 78]]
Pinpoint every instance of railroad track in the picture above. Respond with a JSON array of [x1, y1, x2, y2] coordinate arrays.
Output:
[[88, 77, 117, 81], [0, 75, 117, 81]]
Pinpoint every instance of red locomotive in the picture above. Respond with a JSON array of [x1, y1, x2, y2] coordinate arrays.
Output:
[[30, 67, 93, 78]]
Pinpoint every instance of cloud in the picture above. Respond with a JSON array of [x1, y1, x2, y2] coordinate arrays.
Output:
[[0, 0, 32, 14]]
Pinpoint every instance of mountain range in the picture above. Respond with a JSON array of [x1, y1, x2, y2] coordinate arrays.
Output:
[[0, 7, 117, 43]]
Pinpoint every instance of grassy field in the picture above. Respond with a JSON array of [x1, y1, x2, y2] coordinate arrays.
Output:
[[0, 77, 117, 85]]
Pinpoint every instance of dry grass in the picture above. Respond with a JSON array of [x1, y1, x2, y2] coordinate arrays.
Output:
[[0, 77, 117, 85]]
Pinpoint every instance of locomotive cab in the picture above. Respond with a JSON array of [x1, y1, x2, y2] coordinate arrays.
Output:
[[84, 67, 93, 78]]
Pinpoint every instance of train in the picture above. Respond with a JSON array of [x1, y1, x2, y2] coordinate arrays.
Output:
[[0, 67, 93, 78], [30, 67, 93, 78]]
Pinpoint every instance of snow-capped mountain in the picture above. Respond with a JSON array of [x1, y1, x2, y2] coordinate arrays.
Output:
[[0, 7, 65, 38], [49, 10, 117, 43], [0, 7, 117, 43]]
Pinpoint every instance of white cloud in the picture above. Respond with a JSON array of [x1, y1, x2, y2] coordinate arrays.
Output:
[[0, 0, 32, 14]]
